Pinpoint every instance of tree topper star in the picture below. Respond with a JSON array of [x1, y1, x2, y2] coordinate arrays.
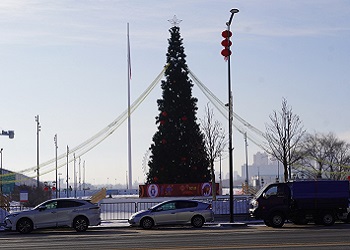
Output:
[[168, 15, 182, 27]]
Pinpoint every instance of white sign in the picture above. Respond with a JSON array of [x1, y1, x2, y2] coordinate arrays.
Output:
[[20, 191, 28, 202]]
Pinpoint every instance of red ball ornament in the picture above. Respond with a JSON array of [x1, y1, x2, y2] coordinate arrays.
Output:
[[160, 120, 165, 125], [221, 39, 232, 47], [153, 176, 158, 182], [161, 139, 167, 144], [222, 30, 232, 38], [221, 48, 232, 57], [181, 116, 187, 121], [162, 111, 167, 116]]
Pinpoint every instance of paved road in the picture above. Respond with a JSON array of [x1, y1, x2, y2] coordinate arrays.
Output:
[[1, 223, 350, 249]]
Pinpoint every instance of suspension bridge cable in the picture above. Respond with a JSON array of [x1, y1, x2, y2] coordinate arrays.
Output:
[[4, 67, 166, 182], [5, 66, 271, 182], [188, 70, 267, 150]]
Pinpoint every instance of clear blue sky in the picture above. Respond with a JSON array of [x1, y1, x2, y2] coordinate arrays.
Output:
[[1, 0, 349, 186]]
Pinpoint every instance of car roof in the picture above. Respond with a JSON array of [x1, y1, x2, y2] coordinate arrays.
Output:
[[161, 199, 206, 204]]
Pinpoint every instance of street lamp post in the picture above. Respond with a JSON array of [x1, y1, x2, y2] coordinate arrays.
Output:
[[58, 173, 62, 198], [66, 145, 69, 198], [226, 8, 239, 223], [35, 115, 41, 188], [54, 134, 58, 198]]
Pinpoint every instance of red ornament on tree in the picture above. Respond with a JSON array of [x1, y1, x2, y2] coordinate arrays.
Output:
[[181, 116, 187, 121], [162, 111, 168, 116], [153, 176, 158, 182], [160, 120, 165, 125], [161, 139, 167, 144]]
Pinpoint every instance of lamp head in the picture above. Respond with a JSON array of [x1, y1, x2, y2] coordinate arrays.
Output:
[[230, 9, 239, 14]]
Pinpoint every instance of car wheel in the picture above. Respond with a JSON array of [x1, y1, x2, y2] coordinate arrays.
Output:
[[73, 216, 89, 232], [191, 215, 205, 228], [269, 212, 285, 228], [16, 218, 33, 234], [321, 212, 335, 226], [140, 217, 154, 229]]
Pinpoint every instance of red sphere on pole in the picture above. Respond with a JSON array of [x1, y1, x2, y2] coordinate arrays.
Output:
[[221, 48, 232, 57], [222, 30, 232, 38], [221, 39, 232, 47]]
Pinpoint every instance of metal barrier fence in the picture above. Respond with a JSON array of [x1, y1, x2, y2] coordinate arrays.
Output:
[[1, 196, 252, 222], [100, 196, 252, 221]]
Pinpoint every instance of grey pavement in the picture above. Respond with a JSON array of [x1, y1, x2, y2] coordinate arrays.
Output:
[[0, 218, 263, 231], [96, 218, 262, 229]]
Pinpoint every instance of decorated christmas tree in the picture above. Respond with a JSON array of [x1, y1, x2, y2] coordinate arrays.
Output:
[[146, 21, 210, 184]]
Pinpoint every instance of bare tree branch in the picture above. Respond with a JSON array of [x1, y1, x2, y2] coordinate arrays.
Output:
[[265, 98, 306, 181], [200, 104, 227, 200]]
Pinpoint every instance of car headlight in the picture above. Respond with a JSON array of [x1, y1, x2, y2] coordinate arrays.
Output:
[[251, 200, 259, 208]]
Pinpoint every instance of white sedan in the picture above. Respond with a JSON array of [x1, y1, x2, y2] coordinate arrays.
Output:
[[128, 200, 214, 229], [4, 198, 101, 234]]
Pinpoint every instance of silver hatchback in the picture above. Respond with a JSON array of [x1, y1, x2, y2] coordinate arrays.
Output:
[[4, 198, 101, 234], [128, 200, 214, 229]]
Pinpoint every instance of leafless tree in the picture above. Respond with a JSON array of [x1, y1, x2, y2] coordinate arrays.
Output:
[[296, 132, 350, 180], [200, 104, 226, 200], [265, 98, 306, 182]]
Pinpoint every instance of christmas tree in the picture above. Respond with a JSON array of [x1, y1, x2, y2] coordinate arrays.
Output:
[[146, 23, 210, 184]]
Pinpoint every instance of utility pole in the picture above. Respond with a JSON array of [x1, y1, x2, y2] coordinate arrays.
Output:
[[83, 160, 86, 196], [74, 153, 76, 198], [79, 157, 82, 195], [66, 145, 69, 198], [244, 132, 249, 185], [35, 115, 41, 188], [54, 134, 58, 198]]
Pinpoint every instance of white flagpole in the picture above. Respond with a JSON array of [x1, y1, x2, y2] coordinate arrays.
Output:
[[127, 23, 132, 189]]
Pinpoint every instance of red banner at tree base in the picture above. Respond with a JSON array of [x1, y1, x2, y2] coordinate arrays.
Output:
[[139, 182, 219, 198]]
